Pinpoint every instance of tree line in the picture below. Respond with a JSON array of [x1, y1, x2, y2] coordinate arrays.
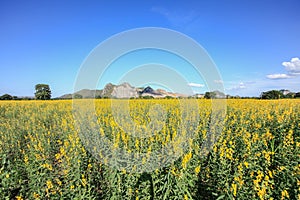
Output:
[[1, 84, 300, 100], [0, 84, 51, 100], [260, 90, 300, 99], [201, 90, 300, 99]]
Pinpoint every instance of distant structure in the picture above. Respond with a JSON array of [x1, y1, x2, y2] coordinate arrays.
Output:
[[193, 93, 205, 98], [280, 89, 291, 96]]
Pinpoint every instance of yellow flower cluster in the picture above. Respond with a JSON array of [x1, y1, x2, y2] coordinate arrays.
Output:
[[0, 99, 299, 199]]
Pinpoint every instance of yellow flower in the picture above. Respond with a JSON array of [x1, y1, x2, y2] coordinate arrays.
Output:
[[33, 192, 40, 199], [281, 190, 289, 200], [46, 180, 53, 189], [55, 178, 62, 186], [264, 175, 269, 182], [268, 170, 273, 178], [121, 168, 127, 174], [81, 174, 87, 187], [16, 196, 23, 200], [279, 166, 285, 171], [181, 152, 192, 169], [88, 163, 92, 169], [257, 187, 266, 200], [231, 183, 237, 197], [195, 166, 201, 174], [24, 155, 28, 164], [184, 194, 189, 200], [135, 189, 139, 200]]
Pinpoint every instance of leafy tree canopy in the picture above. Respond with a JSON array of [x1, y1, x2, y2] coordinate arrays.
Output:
[[35, 84, 51, 100], [0, 94, 13, 100], [261, 90, 283, 99]]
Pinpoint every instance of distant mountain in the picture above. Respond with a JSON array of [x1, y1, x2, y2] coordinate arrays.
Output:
[[102, 83, 115, 97], [141, 86, 156, 94], [60, 89, 102, 99], [58, 82, 187, 99], [111, 82, 139, 98]]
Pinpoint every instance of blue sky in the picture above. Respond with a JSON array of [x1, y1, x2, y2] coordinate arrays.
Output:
[[1, 0, 300, 97]]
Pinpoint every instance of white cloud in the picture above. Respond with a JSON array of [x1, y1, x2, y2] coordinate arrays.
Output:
[[188, 82, 205, 88], [214, 79, 223, 84], [239, 82, 246, 89], [266, 57, 300, 80], [266, 73, 292, 79], [224, 78, 296, 96], [227, 82, 246, 91], [282, 57, 300, 74]]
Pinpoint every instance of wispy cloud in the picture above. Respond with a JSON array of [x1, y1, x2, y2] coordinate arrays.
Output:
[[188, 82, 205, 88], [214, 79, 223, 84], [151, 6, 198, 27], [266, 73, 292, 79], [227, 82, 246, 91]]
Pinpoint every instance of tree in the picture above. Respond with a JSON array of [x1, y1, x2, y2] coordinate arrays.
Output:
[[142, 95, 154, 99], [261, 90, 283, 99], [204, 91, 216, 99], [73, 94, 83, 99], [164, 95, 174, 99], [0, 94, 13, 100], [284, 92, 295, 99], [35, 84, 51, 100], [295, 92, 300, 98], [204, 92, 211, 99]]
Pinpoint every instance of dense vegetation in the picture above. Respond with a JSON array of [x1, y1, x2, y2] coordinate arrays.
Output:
[[34, 84, 51, 100], [0, 99, 299, 199]]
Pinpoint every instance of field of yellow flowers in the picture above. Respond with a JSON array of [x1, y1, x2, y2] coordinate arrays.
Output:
[[0, 99, 299, 199]]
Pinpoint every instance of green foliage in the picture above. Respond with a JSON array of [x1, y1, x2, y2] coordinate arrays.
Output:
[[261, 90, 283, 99], [0, 94, 13, 100], [284, 92, 295, 98], [204, 92, 216, 99], [0, 99, 299, 199], [73, 94, 83, 99], [35, 84, 51, 100], [204, 91, 226, 99], [141, 95, 154, 99]]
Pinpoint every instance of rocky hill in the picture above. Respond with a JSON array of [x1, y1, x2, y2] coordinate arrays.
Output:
[[60, 89, 102, 99], [59, 82, 187, 99], [111, 82, 139, 98]]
